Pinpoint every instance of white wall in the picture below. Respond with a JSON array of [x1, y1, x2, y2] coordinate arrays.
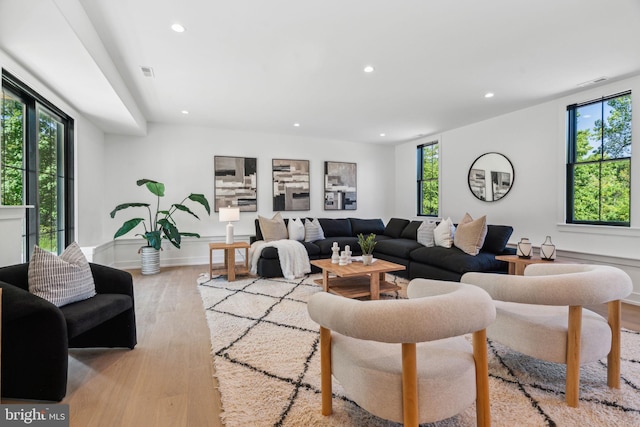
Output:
[[100, 123, 395, 267], [395, 75, 640, 303]]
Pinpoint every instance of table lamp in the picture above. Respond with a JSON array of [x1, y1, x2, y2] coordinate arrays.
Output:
[[219, 206, 240, 244]]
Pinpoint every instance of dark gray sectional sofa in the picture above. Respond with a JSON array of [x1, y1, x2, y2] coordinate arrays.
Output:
[[252, 217, 515, 280]]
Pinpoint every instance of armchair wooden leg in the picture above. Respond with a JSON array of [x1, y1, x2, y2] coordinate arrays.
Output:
[[320, 327, 333, 416], [473, 329, 491, 427], [607, 300, 622, 388], [566, 306, 582, 407], [401, 343, 418, 427]]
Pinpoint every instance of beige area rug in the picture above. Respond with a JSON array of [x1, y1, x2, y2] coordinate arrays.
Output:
[[197, 274, 640, 426]]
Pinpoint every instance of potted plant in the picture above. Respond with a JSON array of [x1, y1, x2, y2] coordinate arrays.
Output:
[[110, 179, 211, 274], [357, 233, 377, 266]]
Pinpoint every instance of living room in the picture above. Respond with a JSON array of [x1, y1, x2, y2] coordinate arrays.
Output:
[[1, 1, 640, 426]]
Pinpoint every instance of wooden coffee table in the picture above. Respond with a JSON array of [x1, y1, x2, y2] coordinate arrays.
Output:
[[310, 258, 405, 300]]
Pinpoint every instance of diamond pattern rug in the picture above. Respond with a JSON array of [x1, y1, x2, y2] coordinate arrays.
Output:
[[197, 274, 640, 426]]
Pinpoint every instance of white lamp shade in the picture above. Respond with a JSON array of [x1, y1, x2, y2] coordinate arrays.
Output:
[[219, 206, 240, 223]]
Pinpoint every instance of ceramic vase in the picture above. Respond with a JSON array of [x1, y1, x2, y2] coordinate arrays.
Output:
[[362, 254, 374, 266], [516, 238, 532, 259], [540, 236, 556, 260]]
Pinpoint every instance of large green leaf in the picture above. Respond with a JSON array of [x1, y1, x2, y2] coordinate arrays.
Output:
[[188, 193, 211, 215], [137, 179, 165, 197], [110, 203, 150, 218], [158, 218, 181, 248], [173, 203, 199, 220], [114, 218, 145, 238], [144, 230, 162, 250], [180, 232, 201, 238]]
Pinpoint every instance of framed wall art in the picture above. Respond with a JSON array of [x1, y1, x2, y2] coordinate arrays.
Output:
[[272, 159, 310, 211], [214, 156, 257, 212], [324, 161, 357, 210]]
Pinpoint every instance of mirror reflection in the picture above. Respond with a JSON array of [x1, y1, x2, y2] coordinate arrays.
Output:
[[468, 152, 514, 202]]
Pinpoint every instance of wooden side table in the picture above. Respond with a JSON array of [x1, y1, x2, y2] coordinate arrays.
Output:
[[209, 242, 250, 281], [495, 254, 555, 275]]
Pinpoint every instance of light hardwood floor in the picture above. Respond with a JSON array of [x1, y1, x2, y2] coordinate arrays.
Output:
[[8, 265, 224, 427], [3, 265, 639, 426]]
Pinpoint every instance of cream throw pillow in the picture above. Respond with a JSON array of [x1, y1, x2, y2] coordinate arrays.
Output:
[[417, 220, 437, 247], [434, 217, 456, 248], [259, 212, 288, 241], [287, 217, 305, 241], [304, 218, 325, 242], [28, 242, 97, 307], [454, 213, 488, 256]]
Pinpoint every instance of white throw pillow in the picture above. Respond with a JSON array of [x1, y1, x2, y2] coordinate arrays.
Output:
[[28, 242, 97, 307], [287, 217, 305, 241], [417, 220, 437, 247], [434, 217, 456, 248], [304, 218, 325, 242], [258, 212, 288, 241]]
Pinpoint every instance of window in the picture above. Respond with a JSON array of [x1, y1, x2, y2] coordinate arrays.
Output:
[[417, 141, 439, 216], [1, 70, 74, 258], [566, 91, 631, 226]]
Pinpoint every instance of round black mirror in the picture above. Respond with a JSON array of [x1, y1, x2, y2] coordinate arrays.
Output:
[[468, 152, 514, 201]]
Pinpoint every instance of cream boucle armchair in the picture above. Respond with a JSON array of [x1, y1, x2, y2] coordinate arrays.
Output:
[[461, 263, 633, 407], [307, 279, 496, 427]]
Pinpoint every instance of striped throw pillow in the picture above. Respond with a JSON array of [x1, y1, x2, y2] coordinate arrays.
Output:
[[28, 242, 97, 307]]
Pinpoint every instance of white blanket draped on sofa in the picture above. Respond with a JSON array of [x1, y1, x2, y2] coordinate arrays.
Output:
[[249, 240, 311, 280]]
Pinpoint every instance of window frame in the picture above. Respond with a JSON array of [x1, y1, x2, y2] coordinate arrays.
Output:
[[1, 70, 75, 258], [416, 140, 439, 217], [566, 91, 631, 227]]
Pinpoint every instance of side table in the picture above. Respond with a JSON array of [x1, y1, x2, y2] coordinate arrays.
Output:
[[209, 242, 250, 281], [495, 254, 555, 275]]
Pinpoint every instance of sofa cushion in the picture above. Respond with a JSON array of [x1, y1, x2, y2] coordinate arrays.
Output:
[[60, 293, 133, 339], [400, 220, 423, 240], [28, 242, 97, 307], [349, 218, 385, 236], [304, 218, 325, 242], [482, 225, 514, 253], [384, 218, 410, 238], [454, 213, 488, 256], [409, 246, 506, 275], [318, 218, 352, 237], [258, 213, 288, 241], [374, 239, 423, 259], [316, 237, 360, 255]]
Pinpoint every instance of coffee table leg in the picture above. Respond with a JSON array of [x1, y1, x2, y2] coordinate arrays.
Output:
[[370, 273, 380, 300], [322, 269, 330, 292]]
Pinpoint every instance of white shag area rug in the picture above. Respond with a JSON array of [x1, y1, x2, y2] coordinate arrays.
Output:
[[197, 274, 640, 427]]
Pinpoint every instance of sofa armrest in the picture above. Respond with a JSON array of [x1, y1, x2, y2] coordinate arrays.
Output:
[[89, 263, 134, 297], [0, 263, 29, 291]]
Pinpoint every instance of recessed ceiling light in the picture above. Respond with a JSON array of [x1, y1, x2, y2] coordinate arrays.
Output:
[[293, 123, 300, 127], [484, 92, 495, 98], [171, 23, 186, 33], [181, 110, 189, 115], [364, 65, 375, 73], [379, 133, 386, 137]]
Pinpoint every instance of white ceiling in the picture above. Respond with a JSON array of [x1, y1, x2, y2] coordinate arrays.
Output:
[[2, 0, 640, 144]]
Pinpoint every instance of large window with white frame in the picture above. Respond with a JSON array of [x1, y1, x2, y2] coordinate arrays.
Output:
[[566, 91, 631, 226], [1, 70, 74, 258], [417, 141, 439, 216]]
